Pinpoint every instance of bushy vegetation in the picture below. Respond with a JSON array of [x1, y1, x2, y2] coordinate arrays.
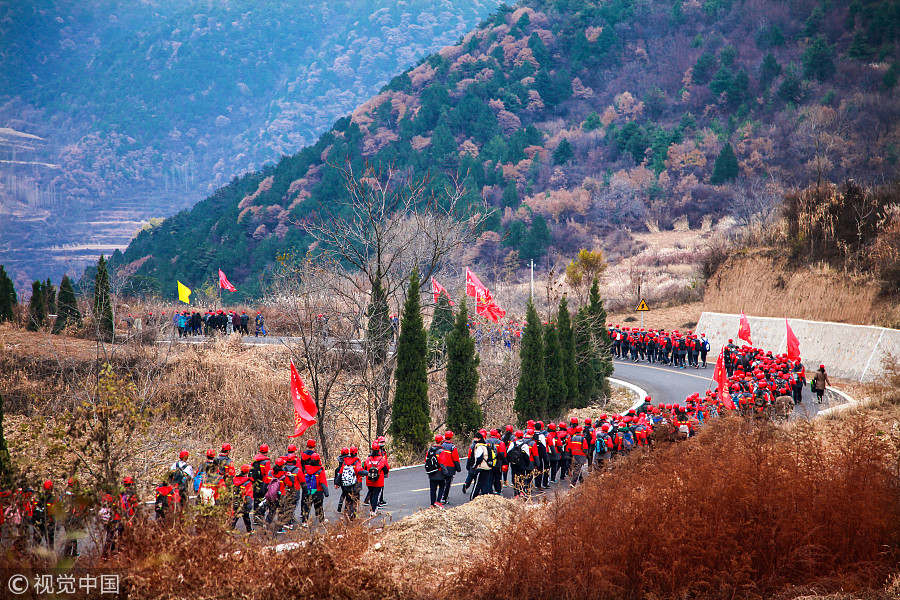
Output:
[[781, 180, 900, 295], [449, 416, 900, 600], [108, 0, 899, 299]]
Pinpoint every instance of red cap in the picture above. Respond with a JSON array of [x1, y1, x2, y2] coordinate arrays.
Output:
[[505, 425, 513, 432], [259, 444, 269, 454], [349, 445, 358, 454], [179, 450, 189, 460], [275, 457, 286, 467], [306, 439, 316, 449], [340, 447, 349, 455], [287, 444, 297, 453], [221, 443, 232, 453], [43, 480, 53, 490], [548, 423, 557, 431], [206, 449, 215, 459], [444, 431, 453, 440], [584, 418, 591, 425], [515, 430, 524, 438], [371, 442, 380, 451], [569, 417, 578, 424], [240, 464, 250, 473], [435, 434, 444, 444]]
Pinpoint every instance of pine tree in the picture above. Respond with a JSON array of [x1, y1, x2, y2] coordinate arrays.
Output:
[[573, 307, 596, 408], [553, 138, 573, 164], [0, 265, 16, 323], [43, 278, 57, 317], [366, 275, 391, 364], [557, 296, 579, 412], [53, 275, 82, 334], [0, 394, 14, 489], [390, 270, 431, 451], [93, 255, 114, 340], [710, 143, 739, 184], [26, 281, 46, 331], [445, 299, 482, 434], [588, 279, 613, 397], [543, 322, 566, 419], [428, 294, 454, 364], [514, 300, 547, 424]]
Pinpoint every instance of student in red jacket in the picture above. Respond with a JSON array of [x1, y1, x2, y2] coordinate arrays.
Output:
[[363, 443, 389, 516], [566, 426, 589, 486], [231, 464, 254, 532], [439, 431, 461, 504], [300, 452, 329, 526], [335, 447, 366, 520]]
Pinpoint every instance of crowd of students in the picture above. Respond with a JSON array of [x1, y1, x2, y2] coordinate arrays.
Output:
[[3, 331, 821, 552], [124, 310, 268, 337], [608, 325, 712, 368]]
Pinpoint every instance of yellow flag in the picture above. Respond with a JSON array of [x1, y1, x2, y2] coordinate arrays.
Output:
[[177, 281, 191, 304]]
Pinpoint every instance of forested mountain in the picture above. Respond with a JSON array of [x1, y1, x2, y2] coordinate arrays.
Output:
[[0, 0, 502, 290], [109, 0, 899, 299]]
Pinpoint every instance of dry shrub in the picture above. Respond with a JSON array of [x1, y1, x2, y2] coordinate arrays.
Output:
[[449, 416, 900, 600], [48, 519, 400, 600]]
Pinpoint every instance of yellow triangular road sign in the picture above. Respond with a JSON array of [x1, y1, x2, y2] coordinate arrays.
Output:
[[636, 299, 650, 311]]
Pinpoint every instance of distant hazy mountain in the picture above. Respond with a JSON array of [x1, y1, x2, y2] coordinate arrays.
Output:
[[0, 0, 502, 290]]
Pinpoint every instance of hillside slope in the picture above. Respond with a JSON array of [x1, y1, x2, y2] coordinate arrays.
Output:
[[111, 0, 900, 299], [0, 0, 502, 289]]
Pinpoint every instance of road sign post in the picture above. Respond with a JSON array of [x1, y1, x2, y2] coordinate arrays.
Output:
[[636, 298, 650, 328]]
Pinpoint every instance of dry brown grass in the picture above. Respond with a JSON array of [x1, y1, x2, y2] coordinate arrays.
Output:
[[704, 250, 900, 327], [447, 415, 900, 600]]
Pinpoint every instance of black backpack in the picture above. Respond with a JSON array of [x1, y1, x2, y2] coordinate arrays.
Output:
[[367, 462, 380, 481], [424, 447, 440, 474], [506, 441, 529, 468]]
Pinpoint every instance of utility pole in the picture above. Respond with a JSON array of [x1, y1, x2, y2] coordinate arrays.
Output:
[[530, 259, 534, 301]]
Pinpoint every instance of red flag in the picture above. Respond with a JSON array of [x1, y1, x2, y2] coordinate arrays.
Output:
[[785, 318, 800, 360], [288, 360, 317, 438], [738, 311, 752, 345], [431, 277, 454, 306], [218, 269, 237, 292], [466, 268, 505, 322], [713, 350, 735, 410]]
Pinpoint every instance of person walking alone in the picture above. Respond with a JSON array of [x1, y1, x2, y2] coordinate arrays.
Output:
[[813, 364, 830, 404]]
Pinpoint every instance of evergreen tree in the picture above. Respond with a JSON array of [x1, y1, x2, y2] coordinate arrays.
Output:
[[573, 307, 596, 408], [445, 299, 482, 434], [588, 279, 613, 397], [553, 138, 573, 164], [802, 35, 835, 81], [366, 275, 391, 364], [557, 296, 579, 412], [428, 294, 454, 364], [390, 270, 431, 451], [43, 278, 57, 317], [93, 255, 114, 340], [53, 275, 82, 334], [26, 281, 46, 331], [0, 265, 16, 323], [0, 394, 14, 489], [710, 143, 739, 184], [543, 322, 566, 419], [502, 181, 520, 207], [514, 300, 547, 424]]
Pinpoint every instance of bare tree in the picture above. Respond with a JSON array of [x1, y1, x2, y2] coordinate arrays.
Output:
[[730, 176, 781, 229], [299, 162, 488, 438], [265, 255, 365, 461]]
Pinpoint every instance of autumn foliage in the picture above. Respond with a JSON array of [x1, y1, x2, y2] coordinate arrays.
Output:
[[449, 416, 900, 600]]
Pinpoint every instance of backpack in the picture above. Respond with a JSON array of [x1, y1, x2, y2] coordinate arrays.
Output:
[[265, 477, 282, 503], [155, 492, 169, 517], [702, 339, 710, 352], [506, 441, 529, 468], [340, 463, 357, 487], [485, 443, 497, 468], [305, 469, 320, 493], [367, 461, 380, 481], [172, 461, 189, 486], [424, 447, 441, 474]]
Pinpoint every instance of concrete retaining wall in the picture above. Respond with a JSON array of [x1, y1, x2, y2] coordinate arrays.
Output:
[[695, 312, 900, 382]]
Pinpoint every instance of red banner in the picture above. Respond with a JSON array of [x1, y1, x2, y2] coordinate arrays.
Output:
[[431, 277, 454, 306], [785, 318, 800, 361], [288, 360, 317, 438], [465, 268, 506, 323], [738, 311, 752, 345], [713, 350, 735, 410], [218, 269, 237, 292]]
